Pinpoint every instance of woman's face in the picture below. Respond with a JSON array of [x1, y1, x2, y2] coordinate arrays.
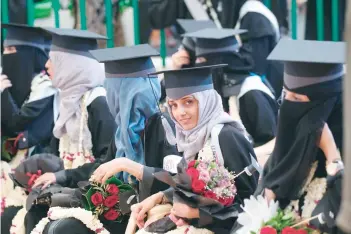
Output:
[[45, 59, 53, 79], [168, 95, 199, 130], [3, 46, 17, 54], [283, 89, 310, 102]]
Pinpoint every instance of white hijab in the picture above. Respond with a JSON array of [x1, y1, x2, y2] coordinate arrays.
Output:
[[51, 51, 105, 147], [167, 89, 246, 160]]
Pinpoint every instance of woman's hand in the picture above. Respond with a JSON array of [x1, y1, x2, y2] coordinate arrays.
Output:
[[1, 75, 12, 92], [171, 49, 190, 69], [32, 173, 56, 190], [169, 202, 200, 226], [318, 123, 341, 164], [90, 158, 143, 184], [131, 192, 164, 228], [264, 188, 276, 203]]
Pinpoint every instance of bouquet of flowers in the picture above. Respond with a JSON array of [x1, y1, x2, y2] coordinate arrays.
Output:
[[82, 176, 135, 222], [144, 158, 238, 233], [235, 196, 318, 234], [186, 159, 236, 206], [258, 209, 313, 234]]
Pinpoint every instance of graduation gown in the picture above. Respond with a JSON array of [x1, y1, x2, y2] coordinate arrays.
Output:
[[235, 1, 284, 97], [24, 112, 178, 234], [47, 95, 116, 161], [238, 83, 278, 146], [143, 123, 259, 234], [1, 73, 57, 158], [1, 90, 55, 149]]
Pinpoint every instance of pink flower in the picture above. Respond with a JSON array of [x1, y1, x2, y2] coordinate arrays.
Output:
[[209, 169, 218, 177], [199, 171, 211, 183], [197, 162, 208, 171], [218, 179, 231, 188]]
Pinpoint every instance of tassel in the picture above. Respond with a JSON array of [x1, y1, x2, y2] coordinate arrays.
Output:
[[161, 115, 177, 146]]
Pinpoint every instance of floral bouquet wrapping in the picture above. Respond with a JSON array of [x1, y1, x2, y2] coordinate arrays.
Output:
[[146, 158, 239, 233], [185, 159, 237, 206], [82, 176, 137, 222]]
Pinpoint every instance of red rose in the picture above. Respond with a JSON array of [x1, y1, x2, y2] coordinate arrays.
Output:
[[103, 195, 119, 208], [295, 229, 308, 234], [191, 179, 206, 194], [91, 192, 104, 206], [104, 209, 120, 221], [106, 184, 119, 195], [188, 160, 196, 168], [204, 190, 217, 200], [219, 196, 234, 206], [186, 167, 199, 181], [282, 227, 297, 234], [260, 226, 277, 234]]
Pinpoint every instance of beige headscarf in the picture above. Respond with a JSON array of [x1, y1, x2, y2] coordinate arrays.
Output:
[[166, 89, 246, 161], [50, 51, 105, 148]]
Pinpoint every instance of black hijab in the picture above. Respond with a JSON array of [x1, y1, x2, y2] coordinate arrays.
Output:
[[195, 44, 255, 91], [260, 69, 343, 200], [220, 0, 248, 28], [2, 45, 48, 106]]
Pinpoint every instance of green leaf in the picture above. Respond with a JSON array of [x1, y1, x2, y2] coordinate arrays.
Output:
[[83, 188, 96, 211], [106, 176, 123, 186], [118, 184, 133, 192]]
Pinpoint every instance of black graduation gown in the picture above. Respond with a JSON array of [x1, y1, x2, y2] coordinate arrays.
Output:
[[240, 12, 284, 97], [239, 90, 278, 146], [46, 96, 116, 160], [144, 123, 259, 234], [19, 96, 116, 234], [24, 112, 178, 234], [1, 89, 55, 156]]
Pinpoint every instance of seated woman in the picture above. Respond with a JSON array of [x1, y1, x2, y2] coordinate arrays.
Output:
[[26, 45, 178, 234], [1, 23, 56, 160], [129, 65, 259, 234], [251, 40, 344, 233], [224, 0, 284, 97], [41, 27, 116, 168], [0, 24, 56, 234], [173, 27, 278, 163], [17, 28, 117, 234]]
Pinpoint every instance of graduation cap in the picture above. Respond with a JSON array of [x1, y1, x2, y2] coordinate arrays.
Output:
[[43, 27, 107, 57], [268, 39, 346, 91], [149, 64, 227, 99], [183, 28, 247, 57], [90, 44, 159, 78], [2, 23, 51, 53], [9, 154, 64, 190], [177, 19, 217, 33], [177, 19, 217, 53]]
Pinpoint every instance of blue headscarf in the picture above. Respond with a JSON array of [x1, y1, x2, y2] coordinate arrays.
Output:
[[104, 77, 161, 182]]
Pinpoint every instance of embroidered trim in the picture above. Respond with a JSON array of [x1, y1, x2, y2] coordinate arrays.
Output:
[[31, 207, 109, 234], [59, 93, 94, 169]]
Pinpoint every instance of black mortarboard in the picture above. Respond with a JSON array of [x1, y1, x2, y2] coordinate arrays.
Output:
[[2, 23, 51, 53], [149, 64, 227, 99], [268, 39, 346, 90], [90, 44, 159, 78], [177, 19, 217, 53], [43, 27, 107, 57], [183, 28, 247, 57], [177, 19, 217, 33]]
